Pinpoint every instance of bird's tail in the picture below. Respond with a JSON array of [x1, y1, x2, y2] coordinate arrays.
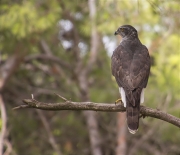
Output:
[[126, 88, 141, 134]]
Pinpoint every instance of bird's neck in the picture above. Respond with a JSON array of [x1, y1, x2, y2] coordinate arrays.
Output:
[[121, 37, 141, 45]]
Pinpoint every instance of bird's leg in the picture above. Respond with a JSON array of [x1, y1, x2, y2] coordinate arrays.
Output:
[[115, 98, 122, 105]]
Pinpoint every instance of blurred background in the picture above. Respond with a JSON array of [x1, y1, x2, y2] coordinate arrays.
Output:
[[0, 0, 180, 155]]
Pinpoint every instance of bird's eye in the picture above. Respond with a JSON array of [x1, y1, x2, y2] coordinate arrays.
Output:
[[121, 28, 124, 31]]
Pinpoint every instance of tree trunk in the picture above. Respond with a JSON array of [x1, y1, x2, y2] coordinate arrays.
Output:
[[80, 1, 102, 155], [0, 46, 24, 155], [116, 112, 127, 155], [0, 95, 7, 155], [83, 111, 102, 155]]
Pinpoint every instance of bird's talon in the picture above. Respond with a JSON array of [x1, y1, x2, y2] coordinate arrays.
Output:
[[115, 98, 122, 105]]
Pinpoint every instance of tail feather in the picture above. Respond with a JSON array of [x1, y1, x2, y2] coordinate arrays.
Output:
[[125, 88, 141, 134], [126, 103, 140, 134]]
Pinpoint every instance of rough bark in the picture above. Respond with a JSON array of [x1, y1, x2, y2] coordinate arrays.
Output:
[[13, 96, 180, 128]]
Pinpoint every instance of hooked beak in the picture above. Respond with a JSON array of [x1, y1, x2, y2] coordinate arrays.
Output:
[[114, 30, 119, 35]]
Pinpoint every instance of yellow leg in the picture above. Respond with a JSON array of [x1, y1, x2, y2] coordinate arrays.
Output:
[[115, 98, 122, 104]]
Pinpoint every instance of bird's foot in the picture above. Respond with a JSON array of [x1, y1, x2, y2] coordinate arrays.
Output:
[[115, 98, 122, 105]]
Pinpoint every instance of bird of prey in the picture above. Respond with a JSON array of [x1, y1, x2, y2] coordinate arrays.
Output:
[[111, 25, 151, 134]]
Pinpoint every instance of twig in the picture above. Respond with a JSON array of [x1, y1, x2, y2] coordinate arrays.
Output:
[[31, 94, 34, 99], [54, 93, 68, 102], [12, 105, 30, 110]]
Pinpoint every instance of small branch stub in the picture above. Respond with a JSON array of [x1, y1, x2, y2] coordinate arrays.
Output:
[[54, 93, 68, 102], [31, 94, 34, 99]]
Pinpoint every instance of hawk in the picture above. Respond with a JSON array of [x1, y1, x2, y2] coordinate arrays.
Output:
[[111, 25, 151, 134]]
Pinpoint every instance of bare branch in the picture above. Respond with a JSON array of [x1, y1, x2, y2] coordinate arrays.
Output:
[[37, 110, 63, 155], [24, 54, 71, 69], [128, 121, 159, 155], [40, 39, 53, 56], [12, 105, 30, 110], [13, 96, 180, 128], [0, 54, 23, 90]]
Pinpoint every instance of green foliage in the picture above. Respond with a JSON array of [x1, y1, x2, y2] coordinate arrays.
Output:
[[0, 1, 61, 39], [152, 34, 180, 99]]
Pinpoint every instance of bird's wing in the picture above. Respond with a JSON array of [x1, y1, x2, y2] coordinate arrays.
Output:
[[128, 45, 151, 89], [111, 45, 129, 88], [111, 45, 150, 90]]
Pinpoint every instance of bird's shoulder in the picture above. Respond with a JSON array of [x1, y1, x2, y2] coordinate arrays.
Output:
[[111, 45, 122, 76], [111, 44, 128, 60], [136, 44, 150, 64], [111, 44, 131, 78]]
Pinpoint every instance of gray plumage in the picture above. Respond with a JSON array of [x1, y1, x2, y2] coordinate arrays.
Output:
[[111, 25, 151, 134]]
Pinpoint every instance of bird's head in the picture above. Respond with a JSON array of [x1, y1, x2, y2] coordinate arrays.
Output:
[[114, 25, 138, 39]]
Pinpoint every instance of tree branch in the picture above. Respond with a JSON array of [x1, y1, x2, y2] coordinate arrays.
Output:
[[13, 95, 180, 128], [24, 54, 71, 69]]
